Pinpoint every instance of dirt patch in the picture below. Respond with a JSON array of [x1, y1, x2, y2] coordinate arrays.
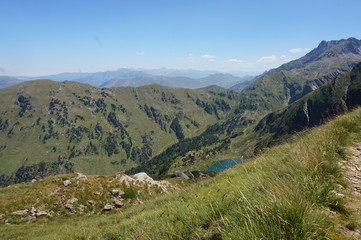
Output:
[[344, 143, 361, 238], [347, 143, 361, 196]]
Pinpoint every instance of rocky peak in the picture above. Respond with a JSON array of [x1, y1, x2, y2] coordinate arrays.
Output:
[[309, 37, 361, 61]]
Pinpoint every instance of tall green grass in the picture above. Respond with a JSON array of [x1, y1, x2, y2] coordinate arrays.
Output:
[[1, 108, 360, 240]]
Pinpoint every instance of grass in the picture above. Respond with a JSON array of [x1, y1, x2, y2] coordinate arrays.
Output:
[[1, 107, 361, 239], [0, 80, 240, 181]]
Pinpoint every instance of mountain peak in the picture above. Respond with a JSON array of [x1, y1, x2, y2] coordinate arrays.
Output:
[[308, 37, 361, 61], [273, 37, 361, 73]]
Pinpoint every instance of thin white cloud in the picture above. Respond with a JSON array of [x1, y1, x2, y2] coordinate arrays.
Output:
[[136, 51, 145, 56], [226, 58, 243, 63], [257, 55, 277, 62], [281, 55, 287, 58], [0, 67, 4, 72], [288, 48, 311, 53], [202, 54, 216, 61]]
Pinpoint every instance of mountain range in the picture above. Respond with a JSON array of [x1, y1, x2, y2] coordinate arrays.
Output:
[[127, 37, 361, 175], [1, 37, 361, 187], [15, 68, 256, 89]]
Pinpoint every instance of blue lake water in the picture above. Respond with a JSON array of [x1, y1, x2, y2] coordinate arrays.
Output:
[[205, 159, 242, 173]]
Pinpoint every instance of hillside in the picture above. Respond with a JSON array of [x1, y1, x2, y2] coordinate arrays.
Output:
[[1, 106, 360, 239], [128, 60, 361, 176], [253, 62, 361, 150], [233, 38, 361, 116], [0, 81, 240, 186]]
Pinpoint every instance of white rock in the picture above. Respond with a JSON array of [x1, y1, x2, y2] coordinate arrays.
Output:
[[76, 173, 87, 180], [63, 180, 72, 186], [110, 189, 125, 197], [103, 203, 114, 211]]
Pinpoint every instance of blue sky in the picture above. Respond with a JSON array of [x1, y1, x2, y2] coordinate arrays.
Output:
[[1, 0, 360, 76]]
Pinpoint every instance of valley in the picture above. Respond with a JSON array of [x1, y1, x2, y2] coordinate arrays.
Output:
[[1, 37, 361, 239]]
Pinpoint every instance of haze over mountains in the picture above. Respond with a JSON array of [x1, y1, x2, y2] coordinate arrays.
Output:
[[10, 68, 257, 89]]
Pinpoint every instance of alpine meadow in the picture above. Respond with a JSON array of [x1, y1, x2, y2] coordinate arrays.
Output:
[[1, 1, 361, 239]]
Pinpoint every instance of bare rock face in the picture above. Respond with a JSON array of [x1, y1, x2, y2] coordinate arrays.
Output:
[[63, 180, 71, 187]]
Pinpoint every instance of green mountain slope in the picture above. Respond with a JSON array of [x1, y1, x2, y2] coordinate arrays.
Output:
[[233, 38, 361, 116], [2, 106, 360, 240], [0, 81, 240, 186], [253, 62, 361, 150], [128, 61, 361, 176]]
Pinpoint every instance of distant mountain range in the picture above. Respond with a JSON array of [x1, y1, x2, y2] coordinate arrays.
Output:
[[1, 37, 361, 186], [100, 73, 254, 89], [127, 37, 361, 175], [0, 76, 24, 88], [16, 68, 257, 89]]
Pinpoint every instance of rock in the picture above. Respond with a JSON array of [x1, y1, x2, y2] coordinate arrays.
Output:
[[76, 173, 87, 180], [110, 189, 125, 197], [174, 170, 190, 180], [103, 203, 114, 211], [64, 203, 74, 211], [199, 172, 211, 178], [87, 200, 95, 205], [132, 198, 144, 206], [78, 204, 85, 214], [30, 207, 37, 215], [116, 174, 134, 187], [31, 179, 37, 183], [64, 197, 78, 211], [184, 171, 194, 179], [63, 180, 72, 186], [35, 211, 48, 218], [93, 191, 102, 196], [68, 197, 78, 204], [12, 210, 29, 216], [114, 199, 125, 208]]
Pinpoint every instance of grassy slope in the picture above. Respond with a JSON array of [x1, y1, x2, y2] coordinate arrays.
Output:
[[0, 80, 239, 182], [1, 107, 360, 240], [162, 62, 361, 174]]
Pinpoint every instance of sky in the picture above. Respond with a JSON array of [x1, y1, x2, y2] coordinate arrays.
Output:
[[1, 0, 361, 76]]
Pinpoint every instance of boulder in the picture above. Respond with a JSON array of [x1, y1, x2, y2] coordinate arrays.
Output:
[[110, 189, 125, 197], [184, 171, 194, 179], [114, 199, 125, 208], [30, 207, 37, 215], [199, 172, 211, 178], [174, 170, 190, 180], [63, 180, 72, 186], [64, 203, 74, 211], [103, 203, 114, 211], [68, 197, 78, 204], [76, 173, 87, 180], [35, 211, 48, 218]]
